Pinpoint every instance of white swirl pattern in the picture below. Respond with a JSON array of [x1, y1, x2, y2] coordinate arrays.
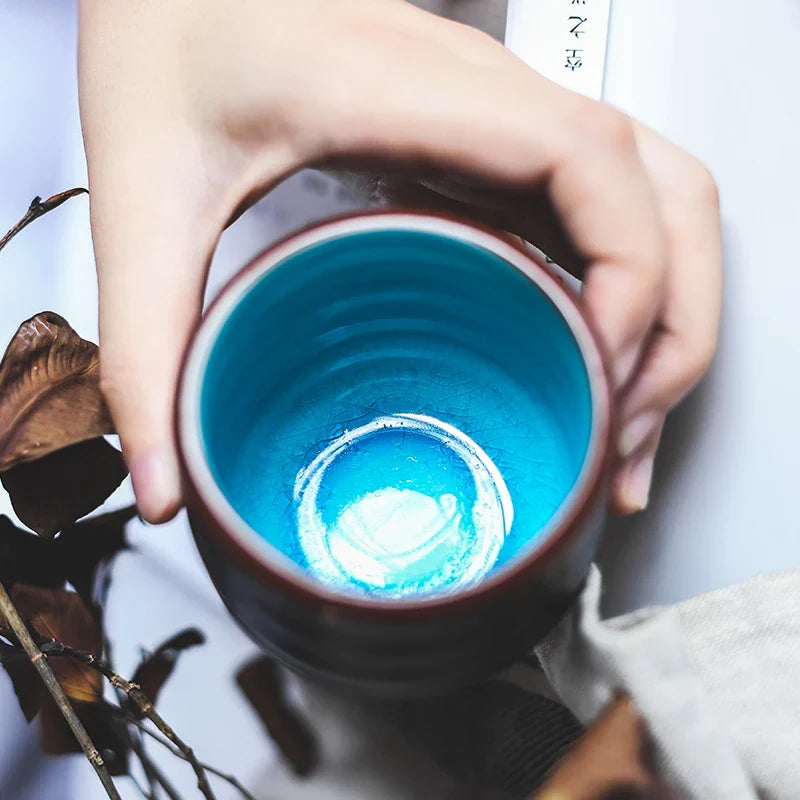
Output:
[[295, 413, 513, 597]]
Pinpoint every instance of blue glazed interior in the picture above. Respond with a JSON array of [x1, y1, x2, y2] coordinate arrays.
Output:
[[200, 228, 592, 598]]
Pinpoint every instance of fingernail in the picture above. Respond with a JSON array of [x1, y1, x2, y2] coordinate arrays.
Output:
[[129, 451, 182, 524], [624, 455, 655, 512], [618, 410, 662, 459]]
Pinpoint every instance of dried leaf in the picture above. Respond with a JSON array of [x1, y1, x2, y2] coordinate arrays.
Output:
[[236, 656, 318, 777], [0, 644, 129, 773], [0, 514, 63, 588], [39, 698, 129, 775], [0, 506, 132, 618], [0, 590, 130, 772], [0, 643, 41, 722], [0, 504, 131, 727], [1, 437, 128, 537], [56, 504, 136, 612], [533, 695, 674, 800], [128, 628, 205, 717], [0, 312, 114, 472], [0, 587, 105, 730], [7, 585, 103, 705]]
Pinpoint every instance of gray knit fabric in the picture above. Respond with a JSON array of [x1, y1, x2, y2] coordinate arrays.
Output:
[[537, 567, 800, 799]]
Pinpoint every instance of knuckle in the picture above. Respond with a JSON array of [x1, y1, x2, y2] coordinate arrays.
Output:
[[456, 23, 498, 54], [639, 225, 670, 273], [683, 333, 718, 385], [569, 101, 636, 153], [661, 155, 720, 215], [685, 158, 720, 210], [624, 236, 669, 290]]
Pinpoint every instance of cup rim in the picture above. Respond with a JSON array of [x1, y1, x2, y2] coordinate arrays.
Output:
[[176, 210, 613, 617]]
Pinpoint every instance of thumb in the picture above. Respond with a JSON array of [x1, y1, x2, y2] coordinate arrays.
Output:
[[90, 160, 222, 523]]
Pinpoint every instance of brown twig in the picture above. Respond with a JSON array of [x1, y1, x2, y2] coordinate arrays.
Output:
[[102, 632, 164, 800], [0, 189, 88, 255], [3, 628, 254, 799], [38, 638, 219, 800], [114, 678, 217, 800], [0, 580, 121, 800], [129, 772, 154, 798], [128, 718, 258, 800], [104, 635, 168, 800], [128, 732, 183, 800]]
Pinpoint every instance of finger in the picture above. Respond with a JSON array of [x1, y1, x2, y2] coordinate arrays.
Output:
[[88, 148, 222, 522], [78, 4, 217, 521], [326, 168, 587, 276], [315, 9, 666, 390], [621, 153, 722, 445], [612, 419, 665, 515], [613, 147, 722, 511], [89, 142, 303, 521]]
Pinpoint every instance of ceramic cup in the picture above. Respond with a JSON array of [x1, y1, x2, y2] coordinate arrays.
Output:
[[177, 212, 612, 696]]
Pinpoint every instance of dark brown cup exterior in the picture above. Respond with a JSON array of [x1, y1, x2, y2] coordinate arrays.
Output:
[[177, 211, 613, 698]]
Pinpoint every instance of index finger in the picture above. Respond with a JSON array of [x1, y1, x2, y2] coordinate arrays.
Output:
[[314, 5, 666, 388]]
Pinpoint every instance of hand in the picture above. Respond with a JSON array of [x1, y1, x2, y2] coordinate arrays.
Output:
[[78, 0, 721, 523], [608, 120, 721, 514]]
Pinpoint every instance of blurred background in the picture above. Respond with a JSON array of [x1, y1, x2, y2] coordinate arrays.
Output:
[[1, 0, 799, 797]]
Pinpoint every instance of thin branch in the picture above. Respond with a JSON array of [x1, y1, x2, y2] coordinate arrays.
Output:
[[0, 189, 88, 255], [39, 638, 218, 800], [128, 771, 154, 799], [132, 726, 164, 800], [103, 636, 162, 800], [128, 732, 183, 800], [115, 677, 217, 800], [128, 719, 257, 800], [3, 628, 254, 800], [0, 581, 121, 800]]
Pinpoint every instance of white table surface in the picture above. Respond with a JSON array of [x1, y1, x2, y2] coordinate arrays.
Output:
[[1, 1, 799, 797], [588, 0, 800, 614]]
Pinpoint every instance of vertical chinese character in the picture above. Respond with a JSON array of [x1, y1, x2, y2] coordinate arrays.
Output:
[[569, 16, 587, 37], [564, 48, 583, 71]]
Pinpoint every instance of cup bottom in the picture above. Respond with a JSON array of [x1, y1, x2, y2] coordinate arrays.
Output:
[[294, 412, 513, 598]]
